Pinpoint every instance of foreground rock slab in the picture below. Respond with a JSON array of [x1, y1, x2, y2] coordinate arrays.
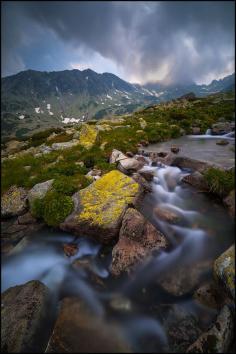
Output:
[[1, 280, 50, 353], [186, 305, 234, 353], [46, 297, 131, 353], [213, 244, 235, 299], [110, 208, 168, 276], [60, 170, 143, 244], [1, 186, 28, 218]]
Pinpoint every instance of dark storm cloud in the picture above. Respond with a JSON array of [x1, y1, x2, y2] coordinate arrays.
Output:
[[2, 1, 235, 84]]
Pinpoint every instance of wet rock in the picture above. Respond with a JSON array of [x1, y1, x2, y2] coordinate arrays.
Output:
[[158, 260, 212, 296], [192, 127, 201, 135], [216, 139, 229, 146], [154, 206, 181, 224], [139, 170, 154, 182], [182, 171, 209, 191], [186, 305, 234, 353], [1, 186, 28, 218], [193, 282, 227, 309], [110, 208, 168, 277], [109, 149, 128, 163], [72, 258, 105, 290], [28, 179, 54, 209], [223, 190, 235, 218], [18, 211, 37, 224], [1, 280, 51, 353], [63, 243, 78, 257], [171, 156, 216, 173], [213, 245, 235, 299], [161, 304, 202, 353], [118, 157, 145, 174], [78, 123, 98, 149], [171, 145, 180, 154], [45, 297, 131, 353], [60, 170, 143, 244], [132, 173, 152, 192]]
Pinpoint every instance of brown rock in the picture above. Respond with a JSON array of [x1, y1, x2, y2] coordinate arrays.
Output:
[[63, 243, 78, 257], [18, 212, 37, 225], [171, 156, 216, 173], [216, 139, 229, 146], [110, 208, 168, 277], [193, 282, 227, 309], [192, 127, 201, 135], [182, 171, 209, 191], [154, 206, 181, 224], [45, 297, 131, 353], [170, 145, 180, 154], [132, 173, 152, 193]]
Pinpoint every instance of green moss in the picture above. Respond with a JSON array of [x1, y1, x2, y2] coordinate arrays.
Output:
[[203, 167, 235, 197], [52, 174, 91, 195], [31, 198, 44, 219]]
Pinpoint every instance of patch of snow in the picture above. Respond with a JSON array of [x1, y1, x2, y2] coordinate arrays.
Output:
[[35, 107, 40, 113], [55, 86, 59, 92], [47, 104, 51, 110], [49, 111, 54, 116], [62, 117, 81, 124], [85, 76, 88, 80], [106, 94, 112, 100], [19, 115, 25, 120], [101, 102, 105, 105]]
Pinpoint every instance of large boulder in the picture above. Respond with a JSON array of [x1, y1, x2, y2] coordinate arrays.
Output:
[[186, 305, 234, 353], [1, 280, 51, 353], [28, 179, 54, 209], [1, 186, 28, 218], [171, 156, 217, 173], [110, 208, 168, 277], [60, 170, 143, 244], [182, 171, 209, 191], [110, 149, 128, 164], [213, 245, 235, 299], [45, 297, 131, 353], [78, 123, 98, 149], [118, 158, 145, 174], [193, 282, 226, 310]]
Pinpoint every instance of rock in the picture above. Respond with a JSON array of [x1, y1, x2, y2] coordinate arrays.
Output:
[[51, 140, 79, 150], [126, 151, 134, 157], [223, 190, 235, 218], [170, 145, 180, 154], [60, 170, 143, 244], [132, 173, 152, 192], [39, 144, 53, 154], [139, 170, 154, 182], [193, 282, 227, 309], [158, 260, 212, 296], [213, 245, 235, 299], [18, 212, 37, 224], [161, 304, 202, 353], [216, 139, 229, 145], [182, 171, 209, 191], [154, 206, 181, 224], [1, 280, 51, 353], [135, 155, 149, 164], [186, 305, 234, 353], [28, 179, 54, 209], [1, 186, 28, 218], [63, 243, 78, 257], [140, 139, 149, 146], [118, 158, 145, 174], [110, 208, 168, 277], [171, 156, 216, 173], [4, 140, 27, 155], [72, 258, 105, 290], [78, 123, 98, 149], [45, 297, 131, 353], [192, 127, 201, 135], [109, 149, 127, 164], [212, 122, 232, 135], [46, 132, 59, 141]]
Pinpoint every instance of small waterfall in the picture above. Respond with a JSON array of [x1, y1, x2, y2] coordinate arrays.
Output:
[[205, 128, 212, 135]]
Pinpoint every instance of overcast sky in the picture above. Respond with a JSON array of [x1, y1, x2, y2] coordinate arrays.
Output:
[[1, 1, 235, 84]]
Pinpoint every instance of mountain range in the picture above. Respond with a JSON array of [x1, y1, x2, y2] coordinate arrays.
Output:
[[1, 69, 235, 139]]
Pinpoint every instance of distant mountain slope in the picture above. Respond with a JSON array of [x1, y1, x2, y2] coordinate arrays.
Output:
[[1, 69, 234, 139]]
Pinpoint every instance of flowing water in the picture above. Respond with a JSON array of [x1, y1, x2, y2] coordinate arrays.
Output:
[[1, 153, 235, 352]]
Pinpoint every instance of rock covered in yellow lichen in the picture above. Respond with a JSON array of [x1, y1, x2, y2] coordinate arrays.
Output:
[[78, 124, 98, 149], [60, 170, 144, 243], [213, 244, 235, 299], [1, 186, 28, 217]]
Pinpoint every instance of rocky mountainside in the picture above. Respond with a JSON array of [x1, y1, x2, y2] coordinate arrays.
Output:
[[1, 69, 235, 140]]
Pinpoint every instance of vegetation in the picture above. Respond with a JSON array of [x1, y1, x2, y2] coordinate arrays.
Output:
[[203, 167, 235, 197]]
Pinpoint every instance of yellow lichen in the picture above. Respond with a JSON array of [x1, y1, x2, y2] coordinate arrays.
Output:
[[78, 170, 139, 227], [79, 124, 98, 149]]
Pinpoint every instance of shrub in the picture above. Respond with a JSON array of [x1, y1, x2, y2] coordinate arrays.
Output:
[[203, 167, 235, 197]]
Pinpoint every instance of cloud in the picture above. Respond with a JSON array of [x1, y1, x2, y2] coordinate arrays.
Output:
[[2, 1, 235, 84]]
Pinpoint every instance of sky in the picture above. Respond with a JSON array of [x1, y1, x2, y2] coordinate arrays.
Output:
[[1, 1, 235, 85]]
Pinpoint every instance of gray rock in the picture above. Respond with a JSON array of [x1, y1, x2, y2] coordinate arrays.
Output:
[[51, 140, 79, 150], [1, 186, 28, 218], [109, 149, 127, 164], [1, 280, 51, 353], [28, 179, 54, 208]]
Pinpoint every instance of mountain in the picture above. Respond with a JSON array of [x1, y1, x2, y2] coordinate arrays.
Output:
[[1, 69, 234, 139]]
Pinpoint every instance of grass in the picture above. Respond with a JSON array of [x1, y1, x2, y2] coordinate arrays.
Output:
[[203, 167, 235, 197]]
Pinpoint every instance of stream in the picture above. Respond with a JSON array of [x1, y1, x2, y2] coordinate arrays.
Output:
[[1, 137, 235, 352]]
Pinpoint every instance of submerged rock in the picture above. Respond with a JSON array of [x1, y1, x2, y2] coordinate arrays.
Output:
[[154, 206, 181, 224], [186, 305, 234, 353], [60, 170, 143, 244], [110, 208, 168, 277], [1, 280, 51, 353], [1, 186, 28, 218], [213, 245, 235, 299], [45, 297, 131, 353], [28, 179, 54, 209], [216, 139, 229, 146]]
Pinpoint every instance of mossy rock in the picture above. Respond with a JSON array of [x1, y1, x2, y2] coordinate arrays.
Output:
[[60, 170, 143, 244], [1, 186, 28, 217], [213, 244, 235, 299], [78, 124, 98, 149]]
